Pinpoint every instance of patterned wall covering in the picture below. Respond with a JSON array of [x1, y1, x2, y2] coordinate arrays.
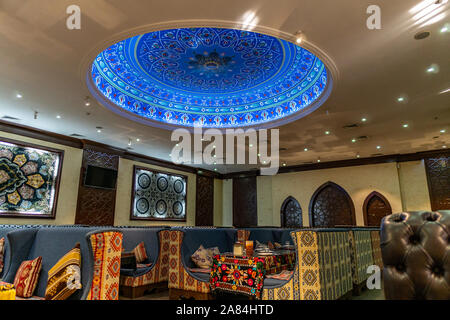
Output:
[[75, 148, 119, 226], [195, 175, 214, 226], [90, 27, 330, 129], [363, 191, 392, 226], [425, 155, 450, 210], [0, 138, 63, 218], [131, 166, 187, 221], [280, 196, 303, 228], [309, 182, 356, 227]]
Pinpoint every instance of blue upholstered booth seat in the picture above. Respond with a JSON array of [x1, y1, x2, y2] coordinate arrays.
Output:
[[117, 227, 167, 277], [3, 226, 117, 300], [181, 228, 237, 281]]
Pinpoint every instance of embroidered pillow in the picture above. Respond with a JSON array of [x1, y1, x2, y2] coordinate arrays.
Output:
[[133, 242, 148, 263], [191, 245, 211, 269], [14, 256, 42, 298], [0, 237, 5, 274], [45, 243, 82, 300], [207, 246, 220, 258]]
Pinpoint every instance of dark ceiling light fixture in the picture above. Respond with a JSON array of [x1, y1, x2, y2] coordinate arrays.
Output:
[[414, 31, 431, 40], [1, 115, 21, 121], [342, 123, 359, 129], [70, 133, 85, 137], [34, 111, 38, 120]]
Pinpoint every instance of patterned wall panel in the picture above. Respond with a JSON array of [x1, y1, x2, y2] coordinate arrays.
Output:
[[0, 137, 63, 218], [309, 181, 356, 227], [363, 191, 392, 226], [131, 166, 187, 221], [233, 176, 257, 227], [75, 148, 119, 226], [195, 175, 214, 226], [280, 196, 303, 228], [425, 155, 450, 210]]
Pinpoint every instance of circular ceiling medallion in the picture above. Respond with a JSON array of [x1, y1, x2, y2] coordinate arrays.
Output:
[[89, 27, 332, 129]]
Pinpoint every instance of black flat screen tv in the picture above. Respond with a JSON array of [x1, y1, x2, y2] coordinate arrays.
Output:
[[84, 165, 118, 189]]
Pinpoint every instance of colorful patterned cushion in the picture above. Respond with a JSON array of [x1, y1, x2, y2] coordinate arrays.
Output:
[[14, 256, 42, 298], [133, 242, 148, 263], [207, 247, 220, 258], [45, 243, 82, 300], [0, 237, 4, 274]]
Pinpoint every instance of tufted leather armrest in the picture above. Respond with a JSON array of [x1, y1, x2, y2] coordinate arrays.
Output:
[[380, 211, 450, 300]]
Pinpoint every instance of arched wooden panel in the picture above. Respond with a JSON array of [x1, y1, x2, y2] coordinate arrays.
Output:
[[363, 191, 392, 226], [309, 181, 356, 227], [280, 196, 303, 228]]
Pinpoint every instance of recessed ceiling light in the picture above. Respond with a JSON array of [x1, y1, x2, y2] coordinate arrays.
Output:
[[56, 115, 61, 119], [295, 31, 304, 44], [426, 64, 439, 73], [136, 138, 140, 142], [440, 129, 446, 133], [325, 131, 330, 135], [282, 162, 287, 167], [397, 96, 405, 102], [257, 153, 261, 157], [304, 148, 308, 151], [16, 93, 23, 99], [213, 155, 217, 158], [214, 168, 217, 171], [97, 129, 102, 133], [262, 160, 266, 164], [402, 124, 409, 128], [213, 145, 216, 149], [443, 145, 447, 148], [356, 154, 360, 158], [361, 118, 367, 122], [317, 159, 321, 163], [441, 24, 449, 33], [376, 145, 381, 149], [352, 138, 356, 143], [249, 144, 253, 147]]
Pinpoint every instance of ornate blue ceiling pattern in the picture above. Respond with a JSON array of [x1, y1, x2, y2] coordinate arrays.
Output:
[[90, 27, 329, 128]]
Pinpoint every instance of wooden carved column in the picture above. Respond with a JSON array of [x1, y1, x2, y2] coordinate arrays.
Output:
[[75, 144, 120, 226], [232, 176, 257, 227], [195, 175, 214, 226]]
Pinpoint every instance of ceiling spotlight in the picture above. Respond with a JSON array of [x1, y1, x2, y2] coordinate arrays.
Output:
[[441, 24, 449, 32], [136, 138, 140, 142], [282, 162, 287, 167], [304, 148, 308, 151], [262, 160, 267, 164], [443, 145, 447, 148], [403, 124, 409, 128], [249, 144, 253, 147], [214, 168, 218, 171], [96, 126, 103, 133], [352, 138, 356, 143], [439, 88, 450, 94], [361, 118, 367, 122], [376, 145, 381, 149], [325, 131, 330, 135], [295, 31, 304, 44], [56, 115, 61, 119], [16, 93, 23, 99], [213, 145, 216, 149], [84, 97, 91, 107], [426, 64, 439, 73], [440, 129, 446, 133], [257, 153, 261, 157], [317, 158, 321, 163], [356, 154, 360, 158], [397, 96, 405, 102]]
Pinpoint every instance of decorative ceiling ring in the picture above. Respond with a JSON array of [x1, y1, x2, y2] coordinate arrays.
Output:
[[81, 20, 339, 131]]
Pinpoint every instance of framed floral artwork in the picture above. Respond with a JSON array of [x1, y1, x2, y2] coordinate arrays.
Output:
[[0, 137, 64, 218]]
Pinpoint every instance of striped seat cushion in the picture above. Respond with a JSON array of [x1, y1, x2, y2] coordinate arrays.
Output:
[[45, 243, 82, 300]]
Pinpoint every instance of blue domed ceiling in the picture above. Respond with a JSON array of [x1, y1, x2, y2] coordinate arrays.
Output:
[[90, 27, 330, 128]]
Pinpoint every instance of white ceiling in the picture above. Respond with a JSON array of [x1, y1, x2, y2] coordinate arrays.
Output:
[[0, 0, 448, 174]]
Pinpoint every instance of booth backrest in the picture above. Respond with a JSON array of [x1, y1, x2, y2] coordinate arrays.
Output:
[[380, 210, 450, 300], [181, 228, 236, 269]]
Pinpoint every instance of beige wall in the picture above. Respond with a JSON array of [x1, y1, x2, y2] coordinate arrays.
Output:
[[398, 160, 431, 211], [114, 158, 196, 226], [257, 161, 431, 227], [0, 130, 82, 225], [221, 179, 233, 227]]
